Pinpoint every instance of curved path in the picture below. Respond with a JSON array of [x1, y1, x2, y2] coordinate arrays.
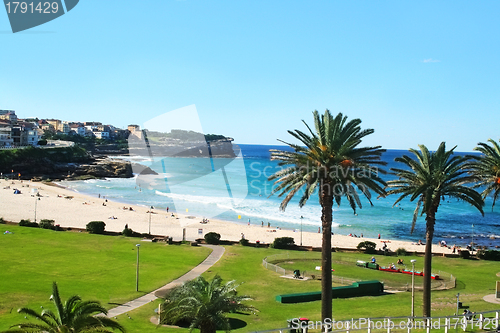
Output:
[[106, 244, 225, 318]]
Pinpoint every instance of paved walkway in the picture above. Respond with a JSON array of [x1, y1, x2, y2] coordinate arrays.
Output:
[[106, 244, 225, 318]]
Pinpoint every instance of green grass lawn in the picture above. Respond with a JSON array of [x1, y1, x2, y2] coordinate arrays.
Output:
[[0, 224, 211, 331], [116, 246, 500, 332], [276, 254, 452, 290], [2, 224, 500, 333]]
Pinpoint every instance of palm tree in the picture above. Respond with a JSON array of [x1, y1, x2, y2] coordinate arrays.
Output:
[[159, 275, 256, 333], [386, 142, 484, 317], [2, 282, 125, 333], [469, 139, 500, 210], [268, 110, 386, 325]]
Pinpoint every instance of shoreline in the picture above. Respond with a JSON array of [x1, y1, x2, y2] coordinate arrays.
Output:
[[0, 178, 460, 256]]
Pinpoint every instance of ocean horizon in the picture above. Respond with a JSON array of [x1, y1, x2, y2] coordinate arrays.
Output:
[[60, 144, 500, 249]]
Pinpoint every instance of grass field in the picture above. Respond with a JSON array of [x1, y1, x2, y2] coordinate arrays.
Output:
[[0, 224, 211, 331], [2, 224, 500, 332], [114, 246, 500, 332]]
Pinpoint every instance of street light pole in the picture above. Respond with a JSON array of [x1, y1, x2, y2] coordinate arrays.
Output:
[[300, 216, 303, 246], [471, 224, 474, 254], [411, 259, 416, 318], [34, 197, 40, 223], [135, 244, 141, 292], [148, 206, 153, 235]]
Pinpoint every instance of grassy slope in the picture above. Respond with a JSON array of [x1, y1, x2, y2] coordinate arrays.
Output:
[[2, 225, 499, 332], [120, 246, 500, 332], [0, 224, 211, 331]]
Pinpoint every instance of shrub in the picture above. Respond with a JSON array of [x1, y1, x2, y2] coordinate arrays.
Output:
[[86, 221, 106, 234], [39, 219, 55, 229], [477, 250, 500, 261], [0, 217, 5, 224], [396, 248, 408, 256], [239, 238, 249, 246], [204, 232, 221, 245], [19, 219, 38, 228], [459, 250, 470, 259], [122, 227, 135, 237], [357, 241, 377, 254], [271, 237, 295, 249]]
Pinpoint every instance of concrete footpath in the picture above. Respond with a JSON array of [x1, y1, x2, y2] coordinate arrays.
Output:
[[106, 244, 225, 318]]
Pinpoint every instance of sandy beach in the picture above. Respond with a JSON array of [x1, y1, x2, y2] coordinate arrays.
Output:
[[0, 178, 456, 255]]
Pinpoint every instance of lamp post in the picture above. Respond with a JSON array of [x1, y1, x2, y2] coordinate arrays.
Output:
[[135, 244, 141, 292], [300, 216, 303, 246], [34, 197, 40, 223], [148, 206, 154, 235], [411, 259, 417, 318], [471, 224, 474, 254]]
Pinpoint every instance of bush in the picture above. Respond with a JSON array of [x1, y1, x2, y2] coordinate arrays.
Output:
[[204, 232, 221, 245], [271, 237, 295, 249], [396, 248, 408, 256], [459, 250, 470, 259], [39, 219, 55, 229], [239, 238, 249, 246], [86, 221, 106, 234], [122, 227, 135, 237], [357, 241, 377, 254], [0, 217, 5, 224], [19, 219, 38, 228], [477, 250, 500, 261]]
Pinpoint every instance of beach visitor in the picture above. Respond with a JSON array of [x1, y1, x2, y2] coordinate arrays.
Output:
[[241, 233, 245, 239], [248, 219, 250, 226], [261, 221, 264, 227], [378, 233, 381, 239], [268, 222, 270, 228], [166, 207, 169, 212]]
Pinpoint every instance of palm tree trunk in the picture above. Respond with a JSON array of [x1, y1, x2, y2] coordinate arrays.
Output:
[[423, 212, 436, 318], [320, 180, 334, 328]]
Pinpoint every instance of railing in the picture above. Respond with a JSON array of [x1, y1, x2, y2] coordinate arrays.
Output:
[[250, 310, 500, 333], [262, 252, 456, 291]]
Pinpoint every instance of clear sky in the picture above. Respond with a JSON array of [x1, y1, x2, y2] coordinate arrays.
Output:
[[1, 1, 499, 151]]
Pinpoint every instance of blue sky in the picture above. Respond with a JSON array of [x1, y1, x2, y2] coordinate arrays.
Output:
[[1, 1, 499, 151]]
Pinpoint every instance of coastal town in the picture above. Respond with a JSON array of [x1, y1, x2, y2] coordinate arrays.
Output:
[[0, 109, 139, 148]]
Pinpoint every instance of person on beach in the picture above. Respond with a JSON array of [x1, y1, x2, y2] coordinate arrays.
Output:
[[261, 221, 264, 227], [248, 219, 250, 226], [166, 207, 169, 212], [378, 233, 381, 239], [241, 233, 245, 239], [268, 222, 270, 228]]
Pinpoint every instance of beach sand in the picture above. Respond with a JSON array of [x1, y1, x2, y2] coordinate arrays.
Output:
[[0, 179, 455, 255]]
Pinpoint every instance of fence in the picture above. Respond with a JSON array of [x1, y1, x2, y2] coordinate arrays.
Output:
[[262, 252, 456, 291], [250, 310, 500, 333]]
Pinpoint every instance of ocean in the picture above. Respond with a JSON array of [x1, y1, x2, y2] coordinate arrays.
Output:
[[60, 144, 500, 248]]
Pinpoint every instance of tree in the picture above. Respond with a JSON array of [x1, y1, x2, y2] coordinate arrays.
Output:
[[159, 275, 256, 333], [469, 139, 500, 210], [268, 110, 386, 325], [2, 282, 125, 333], [386, 142, 484, 317]]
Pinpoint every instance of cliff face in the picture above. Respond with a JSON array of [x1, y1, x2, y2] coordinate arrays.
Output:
[[14, 157, 135, 181]]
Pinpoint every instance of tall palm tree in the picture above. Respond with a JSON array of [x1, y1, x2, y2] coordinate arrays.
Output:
[[159, 275, 256, 333], [469, 139, 500, 210], [386, 142, 484, 317], [268, 110, 386, 325], [2, 282, 125, 333]]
